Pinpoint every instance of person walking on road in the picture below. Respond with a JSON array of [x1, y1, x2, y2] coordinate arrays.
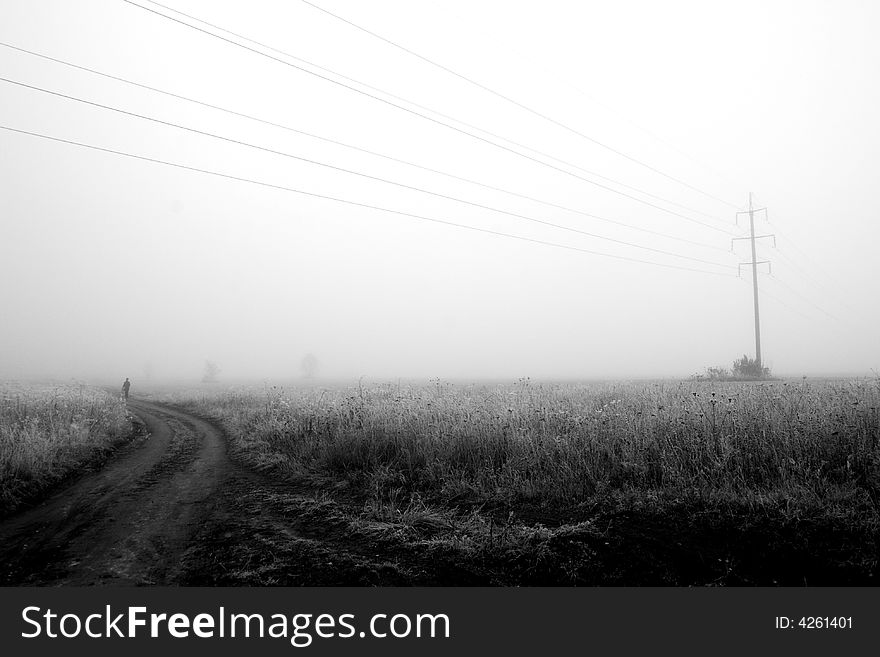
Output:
[[122, 377, 131, 401]]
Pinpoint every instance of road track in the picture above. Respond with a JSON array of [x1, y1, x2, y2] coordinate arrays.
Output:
[[0, 401, 226, 585]]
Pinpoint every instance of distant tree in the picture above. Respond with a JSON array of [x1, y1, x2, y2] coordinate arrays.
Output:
[[202, 360, 221, 384], [301, 353, 318, 379]]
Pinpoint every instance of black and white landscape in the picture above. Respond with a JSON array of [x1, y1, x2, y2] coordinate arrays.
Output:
[[1, 0, 878, 586]]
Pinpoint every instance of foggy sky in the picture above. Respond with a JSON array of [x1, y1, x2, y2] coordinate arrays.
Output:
[[1, 0, 878, 382]]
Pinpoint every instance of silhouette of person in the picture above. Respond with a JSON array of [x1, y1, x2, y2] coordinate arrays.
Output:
[[122, 377, 131, 401]]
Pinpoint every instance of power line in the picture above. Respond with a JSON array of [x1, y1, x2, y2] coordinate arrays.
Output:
[[0, 124, 737, 277], [765, 275, 862, 336], [558, 82, 744, 200], [772, 246, 834, 296], [139, 0, 731, 225], [771, 245, 863, 318], [749, 198, 862, 318], [740, 273, 854, 335], [747, 195, 851, 321], [0, 40, 730, 254], [440, 5, 746, 201], [772, 226, 847, 292], [298, 0, 741, 210], [756, 285, 817, 323], [767, 274, 841, 323], [120, 0, 736, 235], [737, 219, 856, 328], [0, 76, 736, 270]]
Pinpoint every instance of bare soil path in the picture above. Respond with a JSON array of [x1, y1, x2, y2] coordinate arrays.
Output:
[[0, 400, 450, 586], [0, 401, 227, 585]]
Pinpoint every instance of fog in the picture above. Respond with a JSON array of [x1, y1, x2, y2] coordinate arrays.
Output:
[[2, 0, 878, 384]]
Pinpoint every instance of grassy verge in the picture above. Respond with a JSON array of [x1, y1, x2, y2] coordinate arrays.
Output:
[[0, 382, 135, 517], [171, 378, 880, 583]]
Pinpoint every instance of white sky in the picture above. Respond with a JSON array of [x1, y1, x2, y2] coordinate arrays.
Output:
[[1, 0, 878, 381]]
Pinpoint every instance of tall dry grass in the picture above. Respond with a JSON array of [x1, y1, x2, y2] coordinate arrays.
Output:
[[178, 378, 880, 514], [0, 382, 132, 515]]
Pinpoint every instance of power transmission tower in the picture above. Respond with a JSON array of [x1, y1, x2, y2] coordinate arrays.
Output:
[[733, 193, 774, 368]]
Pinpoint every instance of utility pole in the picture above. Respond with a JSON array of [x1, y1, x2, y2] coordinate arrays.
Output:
[[747, 193, 762, 366], [733, 193, 774, 370]]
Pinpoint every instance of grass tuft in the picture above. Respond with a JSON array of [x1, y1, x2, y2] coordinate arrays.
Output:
[[0, 382, 133, 516]]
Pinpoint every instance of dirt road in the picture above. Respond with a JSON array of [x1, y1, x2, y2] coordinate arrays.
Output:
[[0, 400, 448, 586], [0, 401, 228, 585]]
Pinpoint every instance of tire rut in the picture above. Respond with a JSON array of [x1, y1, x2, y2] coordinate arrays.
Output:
[[0, 400, 227, 585]]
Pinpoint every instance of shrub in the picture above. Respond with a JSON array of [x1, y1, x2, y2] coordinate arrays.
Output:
[[733, 354, 770, 379]]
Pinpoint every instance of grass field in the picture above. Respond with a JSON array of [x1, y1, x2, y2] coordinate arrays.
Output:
[[175, 378, 880, 507], [3, 377, 877, 583], [168, 377, 880, 584], [0, 382, 134, 516]]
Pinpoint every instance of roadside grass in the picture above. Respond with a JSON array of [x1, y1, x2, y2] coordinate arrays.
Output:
[[170, 378, 880, 583], [0, 382, 133, 516], [176, 379, 880, 509]]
